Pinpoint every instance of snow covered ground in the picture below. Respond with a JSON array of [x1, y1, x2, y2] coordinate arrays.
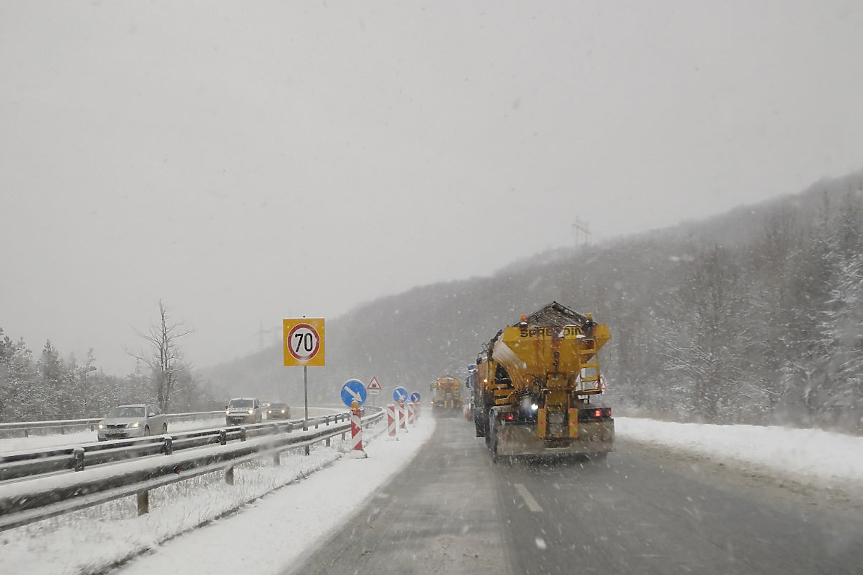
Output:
[[0, 407, 342, 454], [0, 411, 435, 575], [616, 417, 863, 494]]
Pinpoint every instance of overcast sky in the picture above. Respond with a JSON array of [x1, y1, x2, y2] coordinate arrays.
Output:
[[2, 0, 862, 375]]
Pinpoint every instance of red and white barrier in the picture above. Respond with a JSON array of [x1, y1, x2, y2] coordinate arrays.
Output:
[[398, 400, 407, 431], [386, 403, 398, 439], [350, 401, 363, 452]]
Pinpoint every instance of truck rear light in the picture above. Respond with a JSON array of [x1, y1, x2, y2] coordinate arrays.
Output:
[[594, 409, 602, 418], [505, 413, 514, 422]]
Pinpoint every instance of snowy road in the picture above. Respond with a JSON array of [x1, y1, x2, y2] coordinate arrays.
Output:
[[293, 415, 863, 575]]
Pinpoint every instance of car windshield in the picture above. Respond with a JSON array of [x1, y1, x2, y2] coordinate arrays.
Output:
[[2, 4, 862, 575], [107, 406, 144, 418]]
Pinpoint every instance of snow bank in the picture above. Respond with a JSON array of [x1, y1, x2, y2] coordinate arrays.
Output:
[[118, 414, 435, 575], [0, 413, 434, 575], [616, 417, 863, 489], [0, 418, 225, 454], [0, 407, 341, 455]]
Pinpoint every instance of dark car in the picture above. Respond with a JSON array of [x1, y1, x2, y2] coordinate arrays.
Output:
[[267, 402, 291, 420]]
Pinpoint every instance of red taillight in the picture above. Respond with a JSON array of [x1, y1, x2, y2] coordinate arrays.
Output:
[[594, 409, 602, 418], [505, 414, 514, 422], [606, 408, 612, 418]]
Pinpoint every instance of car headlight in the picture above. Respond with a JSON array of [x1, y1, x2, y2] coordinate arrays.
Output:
[[130, 422, 140, 428], [248, 409, 254, 414], [98, 423, 104, 429], [225, 410, 230, 415], [281, 409, 286, 413]]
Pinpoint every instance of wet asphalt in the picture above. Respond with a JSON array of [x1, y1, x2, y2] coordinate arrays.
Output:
[[289, 414, 863, 575]]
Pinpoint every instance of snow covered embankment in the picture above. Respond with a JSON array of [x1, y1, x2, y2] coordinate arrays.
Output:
[[0, 414, 436, 575], [616, 417, 863, 493]]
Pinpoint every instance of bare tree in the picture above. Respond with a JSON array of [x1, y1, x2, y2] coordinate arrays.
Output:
[[127, 300, 193, 412]]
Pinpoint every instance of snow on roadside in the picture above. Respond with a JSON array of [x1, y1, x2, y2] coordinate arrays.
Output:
[[117, 414, 435, 575], [616, 417, 863, 491], [0, 413, 434, 575], [0, 418, 225, 454], [0, 407, 341, 454]]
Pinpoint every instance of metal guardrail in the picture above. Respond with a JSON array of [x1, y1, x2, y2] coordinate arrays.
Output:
[[0, 408, 384, 532], [0, 411, 226, 437], [0, 413, 349, 482]]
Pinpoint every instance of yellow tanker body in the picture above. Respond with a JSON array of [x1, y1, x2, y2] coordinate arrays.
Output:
[[471, 302, 614, 462], [432, 376, 463, 411]]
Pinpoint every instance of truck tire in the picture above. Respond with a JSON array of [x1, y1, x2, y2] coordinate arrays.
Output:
[[489, 418, 499, 463]]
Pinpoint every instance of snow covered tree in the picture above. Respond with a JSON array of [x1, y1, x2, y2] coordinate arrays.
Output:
[[127, 300, 193, 412], [661, 245, 748, 421]]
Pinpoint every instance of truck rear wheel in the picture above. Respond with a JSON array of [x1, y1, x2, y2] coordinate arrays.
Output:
[[489, 418, 499, 463], [474, 412, 486, 437]]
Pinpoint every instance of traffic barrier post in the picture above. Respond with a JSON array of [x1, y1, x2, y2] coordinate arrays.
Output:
[[351, 400, 364, 452], [399, 400, 407, 432], [386, 404, 398, 440], [408, 401, 416, 425]]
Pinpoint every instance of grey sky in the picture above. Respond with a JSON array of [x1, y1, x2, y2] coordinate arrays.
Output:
[[2, 1, 862, 375]]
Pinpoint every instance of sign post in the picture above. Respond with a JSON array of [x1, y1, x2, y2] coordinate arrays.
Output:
[[367, 376, 382, 408], [341, 379, 368, 457], [393, 387, 408, 432], [283, 318, 325, 438]]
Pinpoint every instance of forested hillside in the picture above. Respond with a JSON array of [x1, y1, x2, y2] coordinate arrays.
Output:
[[205, 172, 863, 432], [0, 308, 220, 422]]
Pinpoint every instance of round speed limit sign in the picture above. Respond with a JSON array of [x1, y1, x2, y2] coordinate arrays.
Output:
[[286, 323, 321, 362]]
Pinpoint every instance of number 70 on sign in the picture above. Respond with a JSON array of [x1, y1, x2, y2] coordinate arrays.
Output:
[[283, 318, 325, 366]]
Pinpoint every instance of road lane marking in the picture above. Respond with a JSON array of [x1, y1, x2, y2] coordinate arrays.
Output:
[[514, 483, 543, 513]]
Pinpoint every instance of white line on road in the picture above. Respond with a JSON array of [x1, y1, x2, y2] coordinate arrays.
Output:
[[514, 483, 543, 513]]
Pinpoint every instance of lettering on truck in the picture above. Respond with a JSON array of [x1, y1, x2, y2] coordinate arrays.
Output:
[[518, 326, 581, 338]]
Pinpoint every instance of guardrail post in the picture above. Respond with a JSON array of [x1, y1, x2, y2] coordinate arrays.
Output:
[[240, 428, 247, 442], [60, 425, 66, 435], [137, 491, 149, 515], [164, 436, 173, 455], [24, 428, 29, 438], [225, 466, 235, 485], [273, 451, 280, 465], [219, 429, 227, 445], [73, 447, 85, 472], [326, 437, 331, 447]]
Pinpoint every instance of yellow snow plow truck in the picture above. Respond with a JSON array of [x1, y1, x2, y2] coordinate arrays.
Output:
[[431, 376, 463, 412], [468, 302, 614, 463]]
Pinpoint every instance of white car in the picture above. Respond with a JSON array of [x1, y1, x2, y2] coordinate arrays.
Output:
[[225, 397, 263, 425], [97, 404, 168, 441]]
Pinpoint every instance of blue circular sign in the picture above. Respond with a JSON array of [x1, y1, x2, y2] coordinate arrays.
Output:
[[392, 386, 408, 402], [341, 379, 368, 407], [410, 392, 422, 403]]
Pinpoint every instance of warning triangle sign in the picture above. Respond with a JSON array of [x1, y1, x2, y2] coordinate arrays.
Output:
[[367, 376, 382, 391]]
